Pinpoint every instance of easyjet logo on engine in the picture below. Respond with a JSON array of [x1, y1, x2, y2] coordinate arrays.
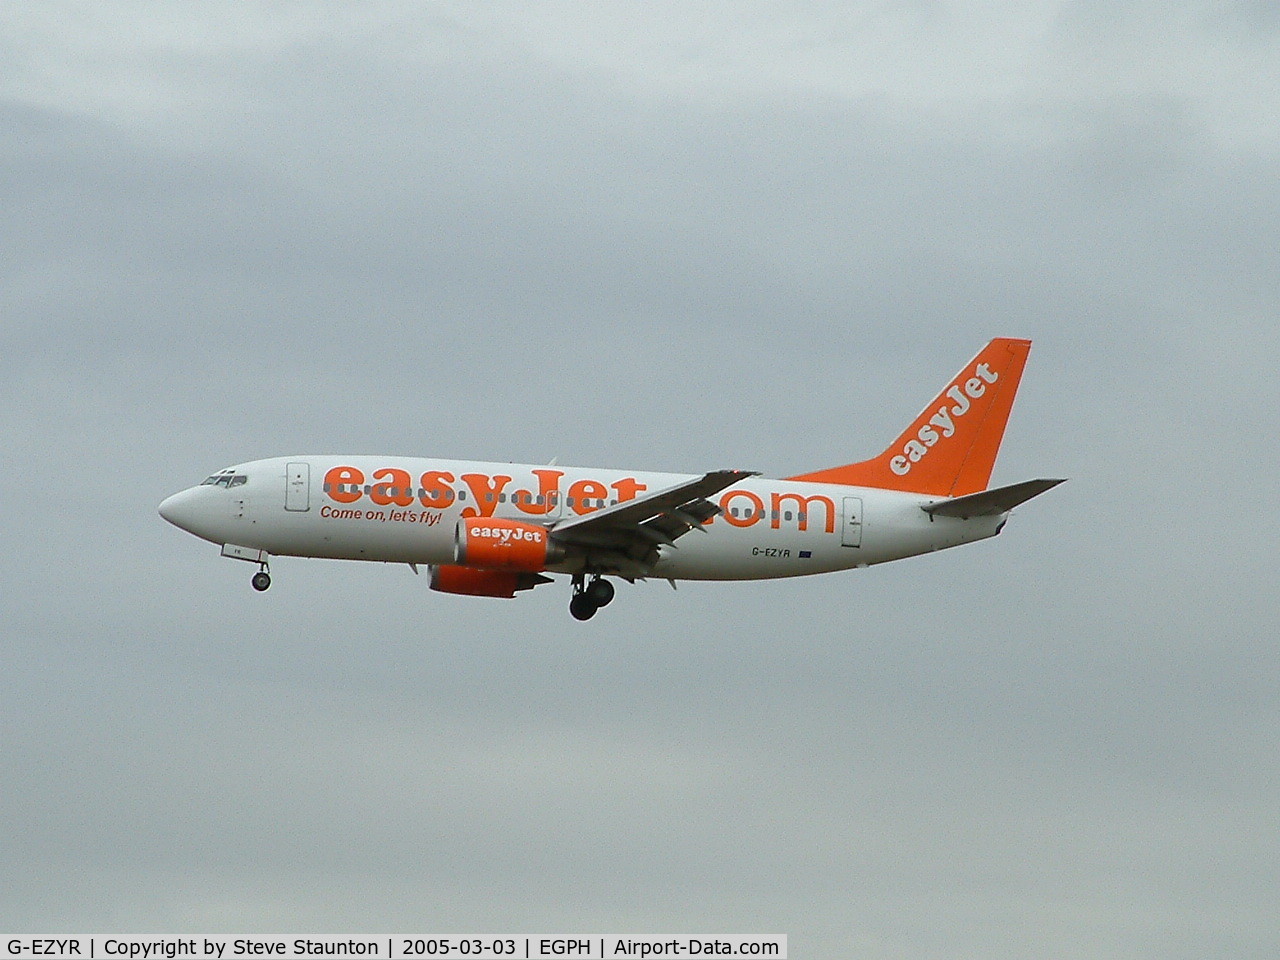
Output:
[[890, 362, 999, 476], [456, 517, 561, 571], [470, 525, 544, 544]]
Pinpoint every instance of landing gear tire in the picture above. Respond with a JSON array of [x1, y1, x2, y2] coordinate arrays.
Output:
[[585, 577, 615, 607], [569, 594, 598, 621], [251, 570, 272, 592]]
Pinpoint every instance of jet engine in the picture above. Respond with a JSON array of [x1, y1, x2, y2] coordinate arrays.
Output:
[[429, 564, 549, 598], [453, 517, 564, 571]]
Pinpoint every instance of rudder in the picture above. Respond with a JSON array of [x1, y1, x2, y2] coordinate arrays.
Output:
[[787, 338, 1032, 497]]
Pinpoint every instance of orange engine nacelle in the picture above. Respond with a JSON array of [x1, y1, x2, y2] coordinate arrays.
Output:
[[453, 517, 564, 572], [429, 564, 523, 598]]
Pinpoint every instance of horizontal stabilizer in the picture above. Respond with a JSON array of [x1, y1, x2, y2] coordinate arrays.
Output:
[[923, 478, 1066, 519]]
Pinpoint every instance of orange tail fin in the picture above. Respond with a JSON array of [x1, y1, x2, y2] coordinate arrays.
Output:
[[787, 338, 1032, 497]]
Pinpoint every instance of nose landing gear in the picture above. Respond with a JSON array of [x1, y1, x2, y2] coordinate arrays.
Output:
[[569, 574, 615, 620], [251, 566, 271, 592]]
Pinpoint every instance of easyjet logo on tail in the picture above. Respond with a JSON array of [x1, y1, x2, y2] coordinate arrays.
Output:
[[890, 362, 999, 476], [785, 338, 1032, 497]]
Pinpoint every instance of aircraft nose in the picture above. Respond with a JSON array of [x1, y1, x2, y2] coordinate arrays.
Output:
[[158, 487, 199, 531]]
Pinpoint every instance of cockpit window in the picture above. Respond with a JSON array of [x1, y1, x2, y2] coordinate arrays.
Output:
[[200, 471, 246, 488]]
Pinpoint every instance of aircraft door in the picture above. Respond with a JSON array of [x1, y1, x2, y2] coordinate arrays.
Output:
[[543, 489, 564, 521], [842, 496, 863, 547], [285, 462, 310, 511]]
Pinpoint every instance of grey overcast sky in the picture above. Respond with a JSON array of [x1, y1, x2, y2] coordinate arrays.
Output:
[[2, 3, 1278, 957]]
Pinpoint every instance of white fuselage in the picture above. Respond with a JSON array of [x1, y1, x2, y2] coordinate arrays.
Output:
[[159, 455, 1005, 581]]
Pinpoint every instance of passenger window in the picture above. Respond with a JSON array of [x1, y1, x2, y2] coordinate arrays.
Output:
[[784, 511, 793, 521]]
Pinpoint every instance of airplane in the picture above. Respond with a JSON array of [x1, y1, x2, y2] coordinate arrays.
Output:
[[158, 338, 1064, 620]]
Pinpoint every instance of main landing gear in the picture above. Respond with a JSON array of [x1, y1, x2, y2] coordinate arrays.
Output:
[[569, 574, 615, 621], [251, 565, 271, 592]]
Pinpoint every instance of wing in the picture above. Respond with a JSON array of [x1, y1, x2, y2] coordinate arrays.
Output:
[[550, 469, 758, 579]]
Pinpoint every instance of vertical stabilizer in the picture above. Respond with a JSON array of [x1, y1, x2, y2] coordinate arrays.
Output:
[[787, 338, 1032, 496]]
